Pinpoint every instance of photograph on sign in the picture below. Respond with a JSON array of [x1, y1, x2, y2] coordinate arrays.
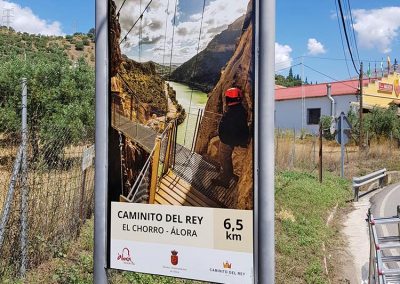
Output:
[[107, 0, 255, 283]]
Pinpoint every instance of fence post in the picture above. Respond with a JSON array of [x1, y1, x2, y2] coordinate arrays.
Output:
[[0, 146, 23, 250], [149, 136, 161, 204], [20, 78, 28, 277], [291, 128, 295, 169], [80, 146, 88, 224]]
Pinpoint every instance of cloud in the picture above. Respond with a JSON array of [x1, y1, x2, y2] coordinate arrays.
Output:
[[353, 7, 400, 53], [140, 35, 163, 45], [117, 0, 248, 63], [275, 43, 293, 71], [0, 1, 63, 35], [307, 38, 326, 55]]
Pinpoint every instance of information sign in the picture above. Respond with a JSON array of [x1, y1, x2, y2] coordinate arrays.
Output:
[[107, 0, 256, 283]]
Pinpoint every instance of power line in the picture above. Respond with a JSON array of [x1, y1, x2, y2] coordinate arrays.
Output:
[[302, 63, 359, 90], [337, 0, 359, 74], [346, 0, 360, 63], [275, 62, 302, 73], [334, 0, 352, 78], [300, 55, 386, 63]]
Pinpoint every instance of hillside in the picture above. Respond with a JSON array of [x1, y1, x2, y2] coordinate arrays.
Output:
[[109, 1, 169, 123], [0, 26, 95, 66], [169, 15, 245, 93]]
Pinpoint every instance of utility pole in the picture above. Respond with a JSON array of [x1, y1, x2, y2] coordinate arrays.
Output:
[[359, 62, 363, 151], [2, 8, 13, 30]]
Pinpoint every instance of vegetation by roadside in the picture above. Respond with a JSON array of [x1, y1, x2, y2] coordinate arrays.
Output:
[[11, 220, 204, 284], [275, 171, 352, 283], [2, 171, 351, 283]]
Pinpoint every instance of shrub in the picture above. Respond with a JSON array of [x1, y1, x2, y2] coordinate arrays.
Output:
[[75, 41, 84, 51]]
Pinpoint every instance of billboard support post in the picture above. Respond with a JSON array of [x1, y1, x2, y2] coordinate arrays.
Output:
[[257, 0, 275, 283], [94, 0, 108, 283]]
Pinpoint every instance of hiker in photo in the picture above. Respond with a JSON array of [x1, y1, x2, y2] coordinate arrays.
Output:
[[211, 86, 249, 188]]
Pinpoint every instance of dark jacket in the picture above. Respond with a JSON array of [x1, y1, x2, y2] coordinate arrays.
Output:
[[218, 103, 249, 146]]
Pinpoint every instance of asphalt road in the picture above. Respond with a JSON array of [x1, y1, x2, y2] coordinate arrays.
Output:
[[370, 182, 400, 271], [371, 182, 400, 237]]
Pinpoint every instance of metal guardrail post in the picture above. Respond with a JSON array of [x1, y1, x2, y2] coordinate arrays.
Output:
[[354, 185, 359, 202], [149, 135, 162, 204], [397, 205, 400, 239]]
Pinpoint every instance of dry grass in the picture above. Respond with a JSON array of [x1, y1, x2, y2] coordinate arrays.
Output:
[[275, 131, 400, 179], [0, 139, 94, 278]]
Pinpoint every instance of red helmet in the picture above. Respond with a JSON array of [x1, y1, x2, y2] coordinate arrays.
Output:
[[225, 87, 242, 99]]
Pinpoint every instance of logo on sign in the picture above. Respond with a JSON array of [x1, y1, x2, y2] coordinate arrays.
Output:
[[223, 261, 232, 269], [117, 248, 134, 265], [171, 250, 178, 266], [378, 82, 393, 93], [209, 260, 246, 276]]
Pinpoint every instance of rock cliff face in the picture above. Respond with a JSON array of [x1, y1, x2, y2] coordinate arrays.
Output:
[[110, 1, 167, 123], [169, 15, 245, 93], [110, 0, 122, 77], [195, 1, 254, 210]]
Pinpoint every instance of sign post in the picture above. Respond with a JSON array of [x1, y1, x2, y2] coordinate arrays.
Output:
[[335, 112, 352, 178], [259, 0, 275, 282], [94, 0, 108, 282]]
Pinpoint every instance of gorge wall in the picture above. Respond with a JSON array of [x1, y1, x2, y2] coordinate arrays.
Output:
[[195, 1, 254, 210]]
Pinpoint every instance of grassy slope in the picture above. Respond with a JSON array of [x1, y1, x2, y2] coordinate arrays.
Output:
[[9, 171, 351, 283], [275, 171, 352, 283], [0, 28, 94, 66]]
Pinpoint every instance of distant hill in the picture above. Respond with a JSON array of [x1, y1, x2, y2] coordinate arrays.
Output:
[[169, 15, 245, 93], [152, 62, 180, 77], [0, 26, 95, 66]]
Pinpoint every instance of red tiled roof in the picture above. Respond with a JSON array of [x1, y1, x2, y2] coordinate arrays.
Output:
[[275, 79, 370, 101]]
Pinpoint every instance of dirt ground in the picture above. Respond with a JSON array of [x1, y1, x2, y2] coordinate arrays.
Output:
[[327, 204, 360, 283]]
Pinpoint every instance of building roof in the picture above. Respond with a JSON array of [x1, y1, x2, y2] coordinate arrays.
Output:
[[275, 79, 370, 101]]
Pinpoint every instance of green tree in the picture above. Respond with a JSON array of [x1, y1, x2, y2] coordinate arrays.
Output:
[[0, 50, 94, 163], [288, 67, 293, 79]]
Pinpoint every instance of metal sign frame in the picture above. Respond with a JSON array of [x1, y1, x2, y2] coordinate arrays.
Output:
[[94, 0, 275, 283]]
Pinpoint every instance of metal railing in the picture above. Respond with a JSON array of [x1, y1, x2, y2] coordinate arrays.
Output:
[[119, 120, 177, 203], [368, 207, 400, 283], [353, 168, 387, 201]]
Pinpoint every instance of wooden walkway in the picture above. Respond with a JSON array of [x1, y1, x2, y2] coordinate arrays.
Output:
[[155, 170, 221, 207], [112, 112, 238, 208]]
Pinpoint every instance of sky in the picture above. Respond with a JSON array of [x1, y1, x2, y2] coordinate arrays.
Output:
[[116, 0, 248, 63], [276, 0, 400, 84], [2, 0, 400, 84], [0, 0, 94, 36]]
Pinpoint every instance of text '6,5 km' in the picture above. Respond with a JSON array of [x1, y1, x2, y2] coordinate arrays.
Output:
[[224, 218, 243, 241]]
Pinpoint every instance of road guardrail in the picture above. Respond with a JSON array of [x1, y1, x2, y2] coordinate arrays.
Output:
[[353, 168, 387, 201]]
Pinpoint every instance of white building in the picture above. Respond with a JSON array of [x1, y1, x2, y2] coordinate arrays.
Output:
[[274, 79, 367, 134]]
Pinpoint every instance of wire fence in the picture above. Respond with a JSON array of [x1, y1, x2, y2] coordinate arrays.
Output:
[[0, 83, 95, 278], [275, 128, 400, 179]]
